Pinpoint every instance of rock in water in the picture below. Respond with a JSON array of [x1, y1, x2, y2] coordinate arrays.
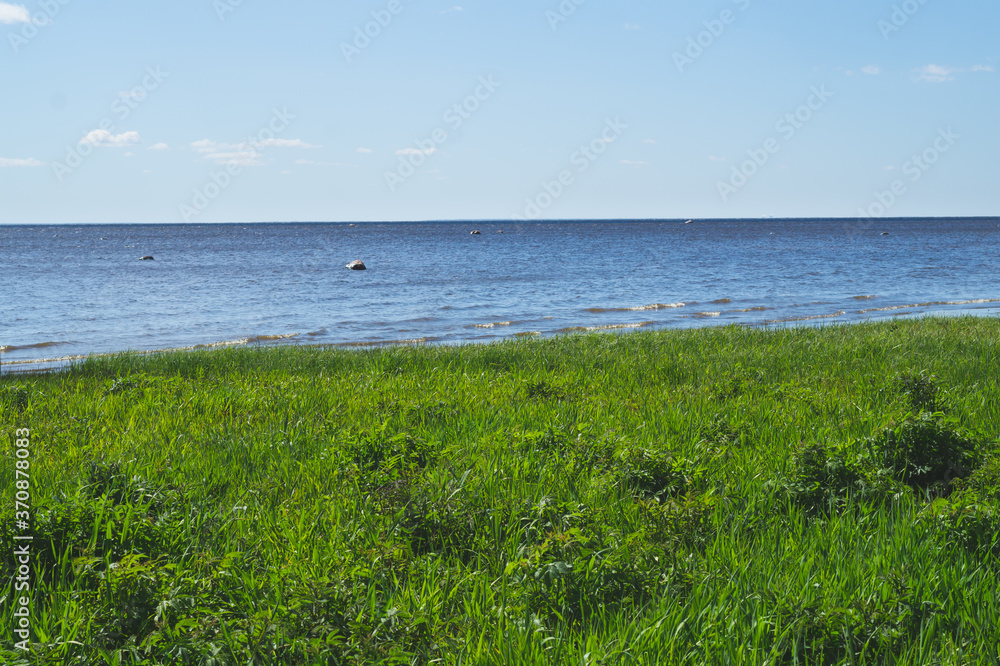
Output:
[[140, 256, 155, 261], [346, 260, 367, 270], [470, 230, 482, 235]]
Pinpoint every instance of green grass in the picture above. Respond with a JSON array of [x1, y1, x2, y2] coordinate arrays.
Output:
[[3, 317, 1000, 664]]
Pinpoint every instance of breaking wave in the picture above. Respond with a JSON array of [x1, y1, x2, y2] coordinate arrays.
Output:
[[584, 303, 686, 313]]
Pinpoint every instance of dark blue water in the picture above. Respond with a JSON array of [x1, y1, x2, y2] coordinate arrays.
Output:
[[3, 219, 999, 373]]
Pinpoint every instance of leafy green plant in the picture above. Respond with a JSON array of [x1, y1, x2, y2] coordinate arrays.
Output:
[[895, 371, 944, 412], [779, 441, 865, 514], [615, 448, 700, 501], [863, 412, 978, 493]]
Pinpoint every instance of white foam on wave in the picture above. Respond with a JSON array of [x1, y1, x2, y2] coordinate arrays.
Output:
[[859, 298, 1000, 314]]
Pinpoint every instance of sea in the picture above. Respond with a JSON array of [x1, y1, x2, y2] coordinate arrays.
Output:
[[2, 218, 999, 374]]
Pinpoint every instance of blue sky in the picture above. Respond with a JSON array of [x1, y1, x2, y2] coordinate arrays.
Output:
[[1, 0, 996, 223]]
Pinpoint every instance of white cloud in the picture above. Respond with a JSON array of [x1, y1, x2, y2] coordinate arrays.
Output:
[[913, 64, 994, 82], [862, 65, 881, 75], [204, 151, 263, 167], [124, 152, 134, 158], [148, 142, 169, 151], [80, 129, 141, 147], [0, 2, 30, 24], [191, 137, 315, 165], [191, 139, 217, 153], [295, 159, 358, 167], [356, 147, 374, 154], [256, 138, 319, 148], [396, 147, 436, 156], [914, 64, 960, 83], [0, 157, 44, 167]]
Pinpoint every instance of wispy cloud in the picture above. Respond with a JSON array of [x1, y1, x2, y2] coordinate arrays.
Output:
[[642, 139, 657, 145], [295, 159, 358, 167], [191, 140, 261, 166], [256, 138, 319, 148], [191, 137, 317, 166], [148, 142, 169, 151], [0, 156, 45, 167], [356, 147, 374, 154], [862, 65, 881, 75], [0, 2, 30, 24], [439, 6, 462, 14], [396, 147, 436, 156], [80, 130, 141, 147], [913, 64, 992, 82]]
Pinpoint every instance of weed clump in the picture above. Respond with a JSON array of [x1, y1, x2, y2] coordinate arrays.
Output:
[[615, 448, 702, 501], [864, 412, 977, 493], [895, 371, 943, 412], [505, 527, 660, 626], [779, 442, 866, 514], [0, 383, 29, 415], [344, 423, 434, 479], [523, 380, 570, 402], [397, 470, 483, 557], [772, 573, 946, 664]]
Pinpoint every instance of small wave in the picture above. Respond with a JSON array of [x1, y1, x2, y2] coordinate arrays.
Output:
[[3, 353, 91, 366], [191, 339, 252, 350], [711, 298, 732, 305], [306, 329, 327, 337], [558, 321, 656, 333], [765, 311, 846, 324], [246, 333, 299, 344], [853, 295, 878, 301], [687, 312, 721, 318], [513, 331, 541, 338], [859, 298, 1000, 315], [585, 303, 685, 314], [337, 337, 436, 348], [474, 321, 513, 329], [736, 306, 768, 312], [0, 341, 72, 353]]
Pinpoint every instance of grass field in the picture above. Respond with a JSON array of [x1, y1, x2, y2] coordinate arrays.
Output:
[[3, 317, 1000, 665]]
